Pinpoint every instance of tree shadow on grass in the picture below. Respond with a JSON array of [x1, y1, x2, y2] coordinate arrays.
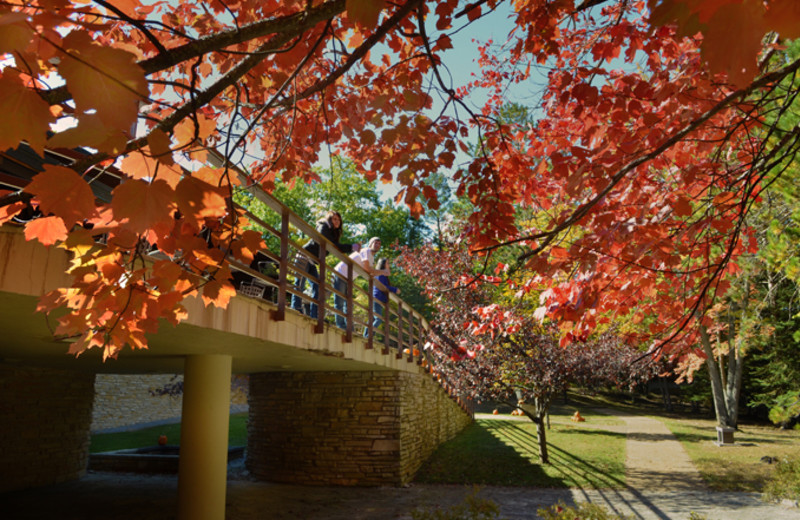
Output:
[[414, 422, 565, 487], [486, 420, 676, 520]]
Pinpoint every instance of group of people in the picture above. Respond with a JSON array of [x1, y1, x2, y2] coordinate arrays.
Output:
[[290, 210, 399, 338]]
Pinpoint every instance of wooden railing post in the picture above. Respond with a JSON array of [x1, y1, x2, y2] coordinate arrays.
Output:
[[396, 300, 405, 359], [345, 265, 354, 342], [273, 208, 290, 321], [365, 277, 374, 350], [315, 242, 327, 334], [407, 308, 415, 362], [382, 300, 391, 354], [416, 317, 424, 365]]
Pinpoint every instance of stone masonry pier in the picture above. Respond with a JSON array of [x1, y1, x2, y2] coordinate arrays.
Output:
[[247, 371, 472, 486]]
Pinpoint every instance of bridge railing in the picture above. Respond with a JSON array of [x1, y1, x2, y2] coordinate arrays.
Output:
[[226, 186, 429, 364]]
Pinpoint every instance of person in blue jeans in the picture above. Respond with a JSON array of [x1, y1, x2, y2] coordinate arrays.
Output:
[[333, 237, 388, 329], [291, 211, 358, 318], [364, 258, 399, 339]]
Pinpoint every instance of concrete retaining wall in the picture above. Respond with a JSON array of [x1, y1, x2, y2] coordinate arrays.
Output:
[[0, 364, 94, 492], [246, 370, 472, 486]]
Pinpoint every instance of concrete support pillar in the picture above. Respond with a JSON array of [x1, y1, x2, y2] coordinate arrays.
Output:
[[177, 355, 232, 520]]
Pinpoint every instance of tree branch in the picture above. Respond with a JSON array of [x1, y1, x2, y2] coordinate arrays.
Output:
[[38, 0, 349, 106]]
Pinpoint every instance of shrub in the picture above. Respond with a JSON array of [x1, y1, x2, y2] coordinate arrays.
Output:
[[411, 487, 503, 520], [763, 457, 800, 503], [537, 502, 632, 520]]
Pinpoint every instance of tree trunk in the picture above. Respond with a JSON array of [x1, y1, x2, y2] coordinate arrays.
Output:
[[536, 414, 549, 464], [533, 396, 550, 464], [660, 377, 673, 412], [700, 325, 740, 428]]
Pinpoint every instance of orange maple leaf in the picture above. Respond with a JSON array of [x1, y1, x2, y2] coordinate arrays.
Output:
[[201, 278, 236, 308], [173, 113, 216, 146], [0, 201, 25, 224], [58, 31, 147, 134], [147, 128, 175, 165], [47, 113, 129, 156], [346, 0, 385, 28], [0, 74, 56, 154], [25, 165, 98, 225], [230, 229, 266, 263], [700, 1, 766, 86], [120, 151, 157, 181], [175, 175, 228, 228], [0, 12, 34, 54], [24, 215, 68, 246], [764, 0, 800, 40], [111, 178, 176, 235], [149, 259, 185, 292]]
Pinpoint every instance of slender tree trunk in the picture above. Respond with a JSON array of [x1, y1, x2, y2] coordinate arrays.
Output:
[[726, 280, 749, 428], [661, 377, 673, 412], [533, 396, 550, 464], [700, 324, 745, 428], [700, 325, 733, 427], [536, 415, 549, 464]]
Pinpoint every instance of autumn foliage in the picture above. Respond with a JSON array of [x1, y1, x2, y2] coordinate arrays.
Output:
[[0, 0, 798, 359]]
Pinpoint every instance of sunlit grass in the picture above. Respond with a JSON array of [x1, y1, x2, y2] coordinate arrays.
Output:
[[90, 413, 248, 453], [661, 416, 800, 492], [414, 413, 627, 489]]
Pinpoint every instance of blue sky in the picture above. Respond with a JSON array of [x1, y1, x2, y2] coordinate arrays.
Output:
[[374, 2, 524, 202]]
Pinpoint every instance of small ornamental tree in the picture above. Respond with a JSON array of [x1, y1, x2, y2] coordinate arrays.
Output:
[[397, 241, 657, 463]]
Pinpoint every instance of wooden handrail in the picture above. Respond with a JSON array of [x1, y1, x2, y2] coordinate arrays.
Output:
[[229, 184, 430, 362]]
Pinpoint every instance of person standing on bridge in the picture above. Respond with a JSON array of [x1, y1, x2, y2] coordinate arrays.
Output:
[[364, 257, 399, 340], [291, 210, 359, 319], [333, 237, 388, 329]]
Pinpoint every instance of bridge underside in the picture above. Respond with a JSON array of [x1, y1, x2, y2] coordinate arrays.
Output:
[[0, 227, 472, 519], [0, 289, 398, 375]]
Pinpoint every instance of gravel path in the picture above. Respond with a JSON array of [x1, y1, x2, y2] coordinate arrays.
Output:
[[2, 409, 798, 520]]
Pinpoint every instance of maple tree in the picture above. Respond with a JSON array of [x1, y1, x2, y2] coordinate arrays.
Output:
[[461, 0, 800, 366], [0, 0, 799, 359]]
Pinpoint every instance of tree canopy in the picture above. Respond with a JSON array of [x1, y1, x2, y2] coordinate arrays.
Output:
[[1, 0, 799, 359]]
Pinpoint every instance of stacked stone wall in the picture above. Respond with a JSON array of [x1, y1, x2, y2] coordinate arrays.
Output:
[[398, 372, 473, 482], [247, 370, 471, 486], [0, 364, 94, 492], [92, 374, 249, 431], [92, 374, 184, 431]]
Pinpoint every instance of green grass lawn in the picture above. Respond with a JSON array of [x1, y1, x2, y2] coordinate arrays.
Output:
[[661, 416, 800, 492], [567, 390, 800, 493], [414, 408, 627, 489], [90, 413, 249, 453]]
